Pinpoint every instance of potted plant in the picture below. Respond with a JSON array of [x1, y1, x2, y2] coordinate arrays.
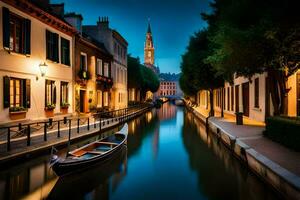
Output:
[[60, 102, 70, 114], [9, 106, 27, 120], [45, 103, 56, 117]]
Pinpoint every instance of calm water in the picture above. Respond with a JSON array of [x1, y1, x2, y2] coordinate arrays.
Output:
[[0, 103, 281, 200]]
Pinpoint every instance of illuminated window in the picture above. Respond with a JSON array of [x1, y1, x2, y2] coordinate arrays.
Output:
[[97, 90, 102, 107], [96, 59, 102, 75], [60, 82, 68, 104], [103, 92, 108, 106], [104, 63, 109, 77], [10, 78, 21, 107], [45, 80, 56, 106]]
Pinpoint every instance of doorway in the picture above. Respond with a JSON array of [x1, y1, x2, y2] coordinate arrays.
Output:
[[242, 82, 250, 117], [235, 85, 239, 112], [80, 90, 86, 113]]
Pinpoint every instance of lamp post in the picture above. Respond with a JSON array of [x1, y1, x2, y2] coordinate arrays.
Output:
[[39, 62, 48, 77]]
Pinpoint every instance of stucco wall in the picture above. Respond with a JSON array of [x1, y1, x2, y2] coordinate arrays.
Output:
[[0, 2, 73, 122]]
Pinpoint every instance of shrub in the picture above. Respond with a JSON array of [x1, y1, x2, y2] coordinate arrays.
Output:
[[45, 103, 56, 110], [9, 106, 27, 112], [61, 102, 70, 108], [264, 116, 300, 151]]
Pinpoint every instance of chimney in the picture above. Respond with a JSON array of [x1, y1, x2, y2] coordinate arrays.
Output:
[[64, 13, 83, 34], [97, 16, 109, 30], [50, 3, 65, 18]]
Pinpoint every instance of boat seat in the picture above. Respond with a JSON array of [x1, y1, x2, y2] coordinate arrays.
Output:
[[96, 141, 119, 146], [95, 146, 112, 151], [88, 151, 103, 155]]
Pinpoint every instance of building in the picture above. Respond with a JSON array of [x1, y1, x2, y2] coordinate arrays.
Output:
[[195, 70, 300, 122], [0, 0, 76, 122], [83, 17, 128, 110], [64, 13, 113, 113], [158, 81, 177, 96], [144, 21, 159, 74]]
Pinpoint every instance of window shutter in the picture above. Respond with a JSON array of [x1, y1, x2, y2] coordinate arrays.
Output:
[[24, 19, 31, 55], [2, 7, 10, 50], [3, 76, 10, 108], [46, 30, 50, 60], [53, 84, 57, 105], [53, 33, 59, 62], [25, 79, 31, 108]]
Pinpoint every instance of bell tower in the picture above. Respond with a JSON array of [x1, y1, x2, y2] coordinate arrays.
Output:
[[144, 20, 154, 65]]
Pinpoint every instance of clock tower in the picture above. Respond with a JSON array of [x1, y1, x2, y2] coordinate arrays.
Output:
[[144, 21, 154, 65]]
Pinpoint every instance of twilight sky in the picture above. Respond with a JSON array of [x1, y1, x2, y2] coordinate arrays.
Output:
[[52, 0, 211, 73]]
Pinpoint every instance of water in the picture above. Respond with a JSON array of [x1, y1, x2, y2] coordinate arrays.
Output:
[[0, 103, 281, 200]]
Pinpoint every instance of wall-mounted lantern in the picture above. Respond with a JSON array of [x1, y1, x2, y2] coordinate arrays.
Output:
[[39, 62, 48, 77]]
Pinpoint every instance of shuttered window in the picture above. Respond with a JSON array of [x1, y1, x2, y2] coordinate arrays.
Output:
[[61, 37, 70, 66], [2, 7, 31, 55], [46, 30, 59, 62], [97, 90, 102, 108], [3, 76, 30, 109], [45, 80, 56, 106], [60, 82, 68, 104], [96, 59, 102, 75]]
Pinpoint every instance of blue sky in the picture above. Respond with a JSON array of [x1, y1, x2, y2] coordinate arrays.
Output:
[[52, 0, 211, 73]]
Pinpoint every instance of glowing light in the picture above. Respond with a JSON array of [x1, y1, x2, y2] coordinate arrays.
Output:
[[39, 62, 48, 77]]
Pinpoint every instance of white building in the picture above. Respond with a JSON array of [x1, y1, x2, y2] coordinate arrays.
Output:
[[0, 0, 75, 122]]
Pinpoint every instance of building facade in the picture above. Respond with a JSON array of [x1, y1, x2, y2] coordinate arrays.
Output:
[[195, 67, 300, 122], [83, 17, 128, 110], [158, 81, 177, 96], [0, 0, 75, 122], [65, 13, 113, 113]]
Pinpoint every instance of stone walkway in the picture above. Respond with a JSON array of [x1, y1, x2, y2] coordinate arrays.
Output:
[[193, 105, 300, 177]]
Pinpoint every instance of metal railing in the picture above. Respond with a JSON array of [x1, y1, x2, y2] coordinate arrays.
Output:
[[0, 103, 151, 152]]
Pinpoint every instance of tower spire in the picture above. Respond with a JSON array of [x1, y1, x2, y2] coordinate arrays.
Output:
[[147, 18, 152, 34]]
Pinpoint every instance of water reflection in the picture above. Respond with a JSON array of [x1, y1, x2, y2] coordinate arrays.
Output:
[[0, 103, 281, 200]]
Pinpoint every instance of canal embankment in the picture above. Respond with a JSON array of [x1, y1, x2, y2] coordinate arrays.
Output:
[[0, 105, 152, 166], [186, 105, 300, 200]]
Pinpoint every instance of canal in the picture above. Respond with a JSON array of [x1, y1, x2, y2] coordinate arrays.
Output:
[[0, 103, 281, 200]]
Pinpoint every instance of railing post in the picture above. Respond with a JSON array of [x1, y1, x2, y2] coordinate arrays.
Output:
[[99, 115, 102, 131], [44, 122, 47, 141], [18, 123, 21, 131], [77, 118, 80, 133], [27, 124, 30, 146], [87, 117, 90, 131], [68, 119, 71, 151], [57, 121, 60, 138], [7, 127, 10, 151], [94, 117, 96, 129]]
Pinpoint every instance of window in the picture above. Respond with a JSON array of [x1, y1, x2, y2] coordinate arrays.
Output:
[[3, 76, 30, 109], [45, 80, 56, 106], [96, 90, 102, 107], [96, 59, 102, 75], [61, 37, 70, 66], [103, 92, 108, 107], [254, 78, 259, 108], [46, 30, 59, 62], [9, 78, 22, 107], [148, 51, 151, 58], [60, 82, 68, 104], [104, 63, 109, 77], [9, 14, 24, 53], [80, 53, 87, 71]]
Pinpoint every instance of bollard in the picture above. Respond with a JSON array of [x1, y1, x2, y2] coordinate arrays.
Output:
[[27, 124, 30, 146], [44, 122, 47, 141], [63, 116, 67, 124], [77, 118, 80, 133], [7, 128, 10, 151], [57, 121, 60, 138]]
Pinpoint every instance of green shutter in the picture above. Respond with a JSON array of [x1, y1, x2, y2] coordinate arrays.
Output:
[[2, 7, 10, 50], [53, 33, 59, 62], [24, 19, 31, 55], [3, 76, 10, 108], [53, 84, 57, 105], [25, 79, 31, 108], [46, 30, 50, 60]]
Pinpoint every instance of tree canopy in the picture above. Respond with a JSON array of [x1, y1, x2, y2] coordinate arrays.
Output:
[[180, 0, 300, 115], [127, 55, 160, 99]]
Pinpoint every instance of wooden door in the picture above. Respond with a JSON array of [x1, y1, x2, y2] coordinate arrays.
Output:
[[235, 85, 239, 112], [80, 90, 85, 113], [242, 82, 250, 117], [297, 74, 300, 116]]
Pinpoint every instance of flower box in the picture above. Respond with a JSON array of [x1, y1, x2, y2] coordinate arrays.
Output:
[[45, 109, 54, 118], [9, 111, 27, 120], [61, 107, 69, 114]]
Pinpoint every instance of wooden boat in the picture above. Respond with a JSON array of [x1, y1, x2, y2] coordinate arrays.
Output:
[[50, 123, 128, 176]]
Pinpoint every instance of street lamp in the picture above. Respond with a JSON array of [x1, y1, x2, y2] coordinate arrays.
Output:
[[39, 62, 48, 77]]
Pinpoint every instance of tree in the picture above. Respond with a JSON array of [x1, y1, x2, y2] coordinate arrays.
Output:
[[203, 0, 300, 115], [180, 30, 224, 116], [127, 55, 160, 100]]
